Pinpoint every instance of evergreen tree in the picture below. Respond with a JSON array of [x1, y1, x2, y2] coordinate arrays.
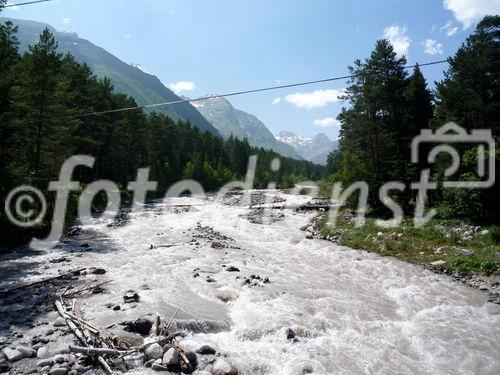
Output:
[[434, 15, 500, 223], [337, 39, 409, 210]]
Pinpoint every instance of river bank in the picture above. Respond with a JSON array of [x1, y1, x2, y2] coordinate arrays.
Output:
[[309, 211, 500, 304], [1, 191, 500, 374]]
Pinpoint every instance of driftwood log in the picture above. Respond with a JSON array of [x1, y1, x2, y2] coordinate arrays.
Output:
[[0, 268, 85, 295], [55, 300, 114, 375]]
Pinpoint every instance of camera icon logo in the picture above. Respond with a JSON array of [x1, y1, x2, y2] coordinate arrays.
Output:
[[411, 122, 495, 189]]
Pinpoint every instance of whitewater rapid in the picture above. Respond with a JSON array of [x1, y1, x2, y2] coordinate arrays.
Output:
[[5, 191, 500, 374]]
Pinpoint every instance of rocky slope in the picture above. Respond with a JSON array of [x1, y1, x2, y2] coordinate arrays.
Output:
[[276, 131, 337, 165], [193, 97, 302, 159]]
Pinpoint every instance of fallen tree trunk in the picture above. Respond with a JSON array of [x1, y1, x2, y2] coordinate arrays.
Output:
[[68, 345, 127, 356], [0, 269, 85, 295]]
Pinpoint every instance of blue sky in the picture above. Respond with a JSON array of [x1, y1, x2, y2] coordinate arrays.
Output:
[[3, 0, 499, 139]]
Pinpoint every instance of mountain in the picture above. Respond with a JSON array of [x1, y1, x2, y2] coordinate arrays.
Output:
[[1, 17, 219, 135], [276, 131, 338, 165], [192, 97, 302, 159]]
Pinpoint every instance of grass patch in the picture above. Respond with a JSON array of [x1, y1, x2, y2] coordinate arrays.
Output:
[[316, 211, 500, 276]]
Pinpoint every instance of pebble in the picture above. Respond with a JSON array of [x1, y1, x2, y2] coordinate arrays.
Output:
[[145, 343, 163, 360]]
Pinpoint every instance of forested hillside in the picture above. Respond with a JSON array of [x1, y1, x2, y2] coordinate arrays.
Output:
[[0, 19, 322, 248], [0, 16, 220, 134], [325, 15, 499, 224]]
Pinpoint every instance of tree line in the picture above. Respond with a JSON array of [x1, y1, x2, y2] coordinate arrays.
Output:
[[0, 13, 322, 248], [325, 15, 499, 224]]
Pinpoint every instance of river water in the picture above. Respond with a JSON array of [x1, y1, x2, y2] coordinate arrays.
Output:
[[3, 191, 500, 374]]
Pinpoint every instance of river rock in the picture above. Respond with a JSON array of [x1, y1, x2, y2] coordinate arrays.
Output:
[[162, 347, 179, 366], [286, 328, 296, 340], [123, 291, 140, 303], [123, 318, 152, 335], [54, 317, 67, 327], [54, 354, 68, 363], [196, 345, 216, 355], [301, 364, 313, 374], [151, 359, 168, 371], [37, 346, 51, 359], [209, 358, 238, 375], [145, 343, 163, 360], [37, 358, 55, 367], [2, 347, 23, 362], [49, 367, 68, 375], [90, 267, 106, 275], [216, 289, 238, 303], [431, 260, 446, 266], [226, 266, 240, 272], [16, 346, 36, 358]]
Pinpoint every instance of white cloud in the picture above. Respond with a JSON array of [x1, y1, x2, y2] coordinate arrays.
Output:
[[441, 20, 459, 36], [313, 118, 340, 128], [443, 0, 500, 29], [271, 97, 281, 105], [168, 81, 196, 94], [285, 89, 344, 109], [422, 39, 444, 55], [383, 25, 411, 57], [124, 34, 132, 39], [62, 18, 71, 24]]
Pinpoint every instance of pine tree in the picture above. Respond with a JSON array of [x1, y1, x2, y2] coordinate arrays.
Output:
[[10, 28, 64, 180], [337, 39, 409, 210], [435, 15, 500, 223]]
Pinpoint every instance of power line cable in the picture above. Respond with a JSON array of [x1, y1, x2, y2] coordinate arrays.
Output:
[[30, 59, 448, 124], [1, 0, 52, 8]]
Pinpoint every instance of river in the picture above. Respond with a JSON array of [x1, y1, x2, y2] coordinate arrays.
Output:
[[1, 190, 499, 374]]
